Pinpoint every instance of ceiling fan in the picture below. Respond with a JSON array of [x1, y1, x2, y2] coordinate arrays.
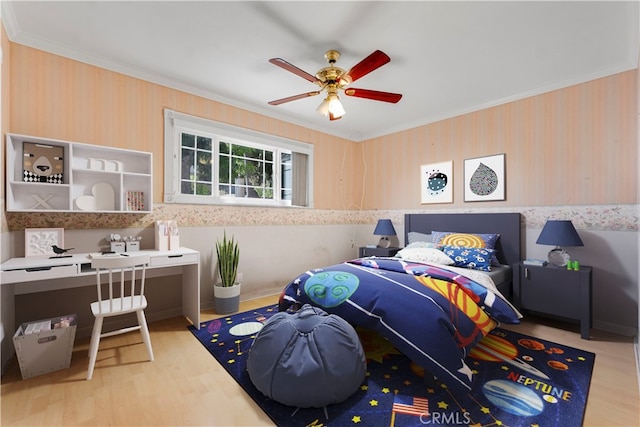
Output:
[[268, 50, 402, 121]]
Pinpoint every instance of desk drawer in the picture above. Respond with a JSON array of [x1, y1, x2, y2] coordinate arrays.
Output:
[[1, 265, 78, 284], [150, 253, 198, 267]]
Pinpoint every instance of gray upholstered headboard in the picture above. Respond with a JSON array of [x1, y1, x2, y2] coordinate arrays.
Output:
[[404, 213, 522, 267]]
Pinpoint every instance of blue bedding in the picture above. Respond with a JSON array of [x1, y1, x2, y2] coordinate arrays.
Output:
[[279, 257, 521, 395]]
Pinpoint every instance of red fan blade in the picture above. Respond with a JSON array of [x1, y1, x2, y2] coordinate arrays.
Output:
[[268, 91, 320, 106], [269, 58, 320, 84], [341, 50, 391, 84], [343, 88, 402, 103]]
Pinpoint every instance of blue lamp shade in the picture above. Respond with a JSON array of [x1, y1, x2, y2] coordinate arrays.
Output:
[[536, 220, 583, 266], [373, 219, 396, 248]]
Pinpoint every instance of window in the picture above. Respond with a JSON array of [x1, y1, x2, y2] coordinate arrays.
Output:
[[164, 109, 313, 207]]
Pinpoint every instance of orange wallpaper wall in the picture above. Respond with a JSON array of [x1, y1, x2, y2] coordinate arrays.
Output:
[[6, 42, 357, 210], [1, 25, 9, 180], [3, 39, 637, 215], [359, 71, 637, 209]]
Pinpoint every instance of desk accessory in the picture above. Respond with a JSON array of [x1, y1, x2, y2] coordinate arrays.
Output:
[[523, 258, 547, 266], [25, 228, 64, 257], [51, 245, 74, 258]]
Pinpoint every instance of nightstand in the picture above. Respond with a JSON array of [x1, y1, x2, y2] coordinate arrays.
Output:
[[359, 246, 401, 257], [512, 262, 592, 339]]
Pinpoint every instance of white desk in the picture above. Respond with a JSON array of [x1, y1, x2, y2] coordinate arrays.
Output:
[[1, 247, 201, 330]]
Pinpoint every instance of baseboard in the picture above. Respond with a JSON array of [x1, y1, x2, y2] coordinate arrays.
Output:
[[593, 319, 638, 338]]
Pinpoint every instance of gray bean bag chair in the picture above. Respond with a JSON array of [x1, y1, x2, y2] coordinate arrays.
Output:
[[246, 304, 366, 408]]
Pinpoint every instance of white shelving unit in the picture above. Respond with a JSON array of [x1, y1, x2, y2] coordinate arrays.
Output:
[[6, 133, 153, 213]]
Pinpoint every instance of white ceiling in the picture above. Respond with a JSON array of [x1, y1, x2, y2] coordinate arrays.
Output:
[[2, 1, 638, 141]]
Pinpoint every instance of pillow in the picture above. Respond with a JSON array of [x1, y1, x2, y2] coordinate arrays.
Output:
[[432, 231, 500, 265], [403, 241, 438, 250], [441, 245, 495, 271], [396, 247, 454, 265], [407, 231, 432, 244]]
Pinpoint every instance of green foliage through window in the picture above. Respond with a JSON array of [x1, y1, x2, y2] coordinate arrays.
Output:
[[164, 109, 312, 207]]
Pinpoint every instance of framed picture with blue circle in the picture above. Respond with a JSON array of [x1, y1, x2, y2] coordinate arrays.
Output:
[[420, 160, 453, 204]]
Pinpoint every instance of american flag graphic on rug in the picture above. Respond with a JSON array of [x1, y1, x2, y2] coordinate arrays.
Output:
[[392, 395, 429, 416]]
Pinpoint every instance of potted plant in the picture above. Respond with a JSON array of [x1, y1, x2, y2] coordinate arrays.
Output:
[[213, 232, 241, 314]]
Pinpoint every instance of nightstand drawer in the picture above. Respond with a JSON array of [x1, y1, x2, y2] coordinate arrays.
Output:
[[359, 247, 400, 257]]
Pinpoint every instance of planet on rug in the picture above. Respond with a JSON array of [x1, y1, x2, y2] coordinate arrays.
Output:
[[189, 304, 595, 427]]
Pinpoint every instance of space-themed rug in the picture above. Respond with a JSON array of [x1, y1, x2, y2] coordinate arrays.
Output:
[[188, 304, 595, 427]]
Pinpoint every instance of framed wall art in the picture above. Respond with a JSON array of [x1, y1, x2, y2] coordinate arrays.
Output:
[[23, 142, 65, 184], [464, 153, 505, 202], [25, 228, 64, 257], [420, 161, 453, 204]]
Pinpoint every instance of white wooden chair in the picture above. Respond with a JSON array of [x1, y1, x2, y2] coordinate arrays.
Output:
[[87, 253, 153, 380]]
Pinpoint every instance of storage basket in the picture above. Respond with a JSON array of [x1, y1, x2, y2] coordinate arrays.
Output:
[[12, 314, 77, 379]]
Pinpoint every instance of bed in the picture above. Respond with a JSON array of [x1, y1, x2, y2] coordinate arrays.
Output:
[[403, 212, 521, 299], [278, 212, 522, 395]]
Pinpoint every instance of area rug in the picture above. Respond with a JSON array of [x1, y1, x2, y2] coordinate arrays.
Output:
[[189, 305, 595, 427]]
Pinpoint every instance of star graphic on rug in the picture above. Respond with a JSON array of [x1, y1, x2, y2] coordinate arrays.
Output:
[[457, 360, 474, 381], [480, 406, 490, 414], [351, 415, 361, 423], [369, 399, 378, 407], [438, 401, 448, 409], [360, 384, 368, 391], [382, 387, 391, 394]]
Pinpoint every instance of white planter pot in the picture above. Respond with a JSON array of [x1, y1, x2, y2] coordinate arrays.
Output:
[[214, 282, 241, 314]]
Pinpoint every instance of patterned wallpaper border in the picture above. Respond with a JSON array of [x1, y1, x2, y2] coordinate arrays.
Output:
[[1, 202, 637, 232]]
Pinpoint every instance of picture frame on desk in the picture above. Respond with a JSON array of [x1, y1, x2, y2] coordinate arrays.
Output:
[[25, 228, 64, 257]]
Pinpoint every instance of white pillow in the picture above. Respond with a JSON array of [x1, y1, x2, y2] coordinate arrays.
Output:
[[404, 241, 438, 249], [396, 247, 454, 265], [407, 231, 431, 244]]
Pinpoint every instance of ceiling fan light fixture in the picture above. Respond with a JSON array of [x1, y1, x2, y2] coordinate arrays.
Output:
[[316, 97, 331, 116], [328, 95, 345, 118], [316, 94, 345, 119]]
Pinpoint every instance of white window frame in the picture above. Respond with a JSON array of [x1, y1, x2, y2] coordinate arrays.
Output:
[[164, 109, 314, 207]]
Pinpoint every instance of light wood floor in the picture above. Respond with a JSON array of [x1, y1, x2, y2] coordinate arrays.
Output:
[[2, 295, 639, 426]]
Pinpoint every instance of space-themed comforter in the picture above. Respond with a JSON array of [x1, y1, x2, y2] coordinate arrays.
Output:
[[278, 257, 522, 395]]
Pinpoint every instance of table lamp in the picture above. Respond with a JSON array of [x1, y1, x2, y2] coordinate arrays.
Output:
[[536, 220, 583, 267], [374, 219, 396, 248]]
